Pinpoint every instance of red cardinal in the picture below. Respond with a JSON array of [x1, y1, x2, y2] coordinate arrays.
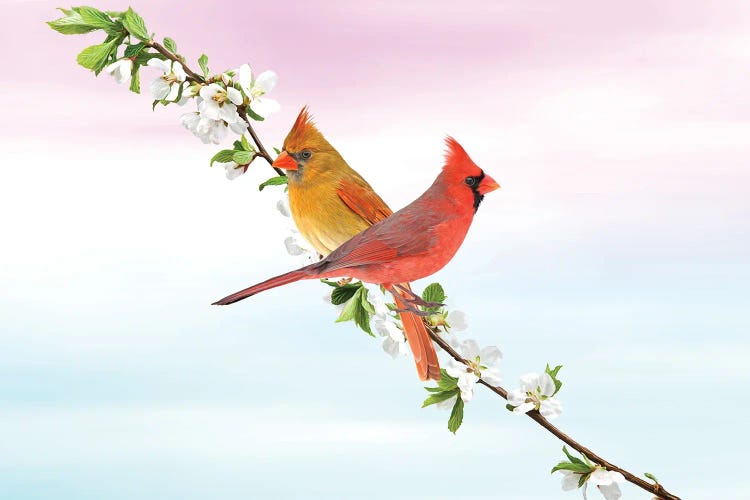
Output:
[[214, 137, 500, 357]]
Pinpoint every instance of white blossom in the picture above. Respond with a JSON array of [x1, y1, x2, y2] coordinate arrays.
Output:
[[180, 111, 227, 144], [374, 317, 409, 358], [445, 339, 502, 402], [104, 58, 132, 84], [237, 63, 280, 118], [446, 310, 468, 331], [217, 161, 245, 180], [198, 83, 243, 124], [147, 59, 186, 101], [559, 468, 624, 500], [507, 372, 562, 419]]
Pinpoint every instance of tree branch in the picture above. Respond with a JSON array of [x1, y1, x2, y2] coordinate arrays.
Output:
[[429, 331, 680, 500]]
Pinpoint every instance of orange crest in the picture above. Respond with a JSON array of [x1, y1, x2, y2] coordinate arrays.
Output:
[[283, 106, 327, 151]]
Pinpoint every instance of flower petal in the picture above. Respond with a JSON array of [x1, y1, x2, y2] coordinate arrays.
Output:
[[150, 78, 170, 100], [540, 398, 562, 419], [238, 63, 252, 91], [446, 310, 468, 331], [519, 372, 542, 392], [560, 471, 580, 491], [507, 389, 526, 406], [254, 70, 278, 93], [597, 483, 622, 500], [224, 162, 244, 180], [461, 339, 481, 359], [513, 402, 536, 415], [147, 58, 170, 73], [226, 86, 243, 106], [540, 372, 556, 397], [249, 96, 280, 117], [480, 345, 503, 365], [481, 368, 502, 386]]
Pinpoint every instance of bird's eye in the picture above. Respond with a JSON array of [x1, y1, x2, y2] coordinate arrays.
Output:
[[464, 176, 476, 186], [301, 150, 312, 160]]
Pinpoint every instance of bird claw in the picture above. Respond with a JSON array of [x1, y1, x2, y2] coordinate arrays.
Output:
[[394, 306, 433, 317], [337, 277, 353, 286]]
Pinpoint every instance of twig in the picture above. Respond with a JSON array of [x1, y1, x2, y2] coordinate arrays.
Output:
[[430, 332, 680, 500], [149, 37, 680, 500], [144, 40, 284, 176]]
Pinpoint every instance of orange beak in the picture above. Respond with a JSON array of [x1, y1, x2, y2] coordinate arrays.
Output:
[[272, 151, 298, 171], [478, 174, 500, 195]]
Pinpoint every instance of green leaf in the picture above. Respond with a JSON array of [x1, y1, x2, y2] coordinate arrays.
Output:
[[545, 363, 563, 395], [163, 37, 177, 53], [129, 64, 140, 93], [47, 12, 98, 35], [198, 54, 209, 79], [209, 149, 237, 166], [563, 445, 586, 465], [435, 369, 458, 390], [258, 176, 288, 191], [75, 6, 113, 29], [330, 284, 360, 305], [76, 39, 118, 74], [245, 106, 265, 121], [335, 287, 373, 336], [134, 52, 166, 65], [240, 134, 252, 151], [644, 472, 659, 483], [578, 473, 590, 488], [122, 7, 149, 40], [551, 461, 591, 475], [232, 150, 254, 165], [273, 147, 282, 155], [447, 396, 464, 434], [124, 43, 146, 58], [360, 288, 375, 314], [422, 283, 445, 305], [506, 403, 516, 412], [422, 388, 458, 408]]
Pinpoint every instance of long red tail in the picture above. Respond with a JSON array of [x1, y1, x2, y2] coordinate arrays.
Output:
[[393, 285, 441, 381], [213, 268, 316, 305]]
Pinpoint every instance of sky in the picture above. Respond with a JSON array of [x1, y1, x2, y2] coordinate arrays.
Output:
[[1, 0, 749, 498]]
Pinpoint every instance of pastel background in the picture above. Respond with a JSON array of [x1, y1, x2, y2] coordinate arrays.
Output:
[[2, 1, 749, 498]]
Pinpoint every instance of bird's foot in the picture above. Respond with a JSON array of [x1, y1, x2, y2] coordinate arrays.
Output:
[[337, 277, 353, 286]]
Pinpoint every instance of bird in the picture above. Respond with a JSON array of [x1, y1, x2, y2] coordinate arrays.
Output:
[[213, 132, 500, 380]]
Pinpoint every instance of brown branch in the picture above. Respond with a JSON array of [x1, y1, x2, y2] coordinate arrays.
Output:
[[144, 40, 284, 176], [429, 331, 680, 500]]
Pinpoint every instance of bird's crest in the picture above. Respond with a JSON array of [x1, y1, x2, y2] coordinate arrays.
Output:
[[442, 136, 476, 174], [283, 106, 328, 151]]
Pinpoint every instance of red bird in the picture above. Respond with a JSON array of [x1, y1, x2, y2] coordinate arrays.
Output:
[[213, 137, 500, 343]]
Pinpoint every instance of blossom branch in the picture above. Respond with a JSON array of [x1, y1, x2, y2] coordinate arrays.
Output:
[[429, 332, 680, 500], [143, 40, 282, 174]]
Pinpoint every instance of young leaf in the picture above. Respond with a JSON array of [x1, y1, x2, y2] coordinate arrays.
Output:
[[129, 65, 140, 93], [422, 388, 458, 408], [245, 107, 265, 122], [209, 150, 237, 166], [447, 396, 464, 434], [75, 6, 113, 29], [240, 134, 252, 151], [436, 369, 458, 390], [273, 147, 282, 155], [232, 150, 254, 165], [198, 54, 209, 79], [124, 43, 146, 58], [163, 37, 177, 53], [353, 288, 373, 335], [330, 284, 360, 305], [47, 12, 98, 35], [258, 176, 288, 191], [422, 283, 446, 304], [562, 446, 587, 467], [335, 291, 360, 323], [644, 472, 659, 483], [360, 287, 375, 314], [122, 7, 149, 40], [76, 39, 118, 74], [545, 363, 563, 395], [551, 461, 592, 475]]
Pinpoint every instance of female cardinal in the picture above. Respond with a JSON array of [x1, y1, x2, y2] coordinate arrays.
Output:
[[214, 134, 500, 379]]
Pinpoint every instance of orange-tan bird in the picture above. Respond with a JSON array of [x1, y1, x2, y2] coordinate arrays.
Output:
[[271, 108, 441, 380]]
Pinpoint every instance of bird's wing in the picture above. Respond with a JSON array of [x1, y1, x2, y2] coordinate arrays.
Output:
[[320, 204, 442, 272], [336, 177, 393, 226]]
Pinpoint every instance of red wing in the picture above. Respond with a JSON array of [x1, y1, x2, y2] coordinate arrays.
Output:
[[337, 178, 393, 226], [319, 205, 441, 273]]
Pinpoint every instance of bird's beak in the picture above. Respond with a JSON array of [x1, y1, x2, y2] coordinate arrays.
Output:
[[272, 151, 298, 171], [478, 174, 500, 195]]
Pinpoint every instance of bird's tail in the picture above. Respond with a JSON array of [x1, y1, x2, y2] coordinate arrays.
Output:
[[212, 265, 319, 305], [393, 284, 441, 381]]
